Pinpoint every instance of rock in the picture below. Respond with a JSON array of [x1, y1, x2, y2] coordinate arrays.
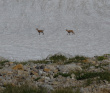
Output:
[[42, 76, 50, 80], [7, 71, 13, 75], [89, 66, 95, 69], [109, 63, 110, 71], [5, 65, 9, 67], [66, 77, 71, 81], [40, 65, 45, 69], [87, 58, 96, 64], [103, 80, 108, 85], [0, 56, 110, 92], [52, 81, 59, 85], [58, 64, 82, 72], [38, 70, 43, 75], [50, 75, 53, 79], [0, 78, 2, 81], [32, 75, 37, 79], [82, 59, 89, 63], [12, 64, 24, 70], [43, 68, 50, 72], [0, 57, 7, 61], [46, 65, 56, 70], [18, 70, 23, 76], [71, 74, 76, 80], [38, 78, 45, 82], [35, 66, 40, 69], [31, 71, 39, 76], [80, 87, 84, 93], [104, 54, 110, 59], [41, 84, 54, 90], [53, 69, 58, 73], [9, 62, 14, 65]]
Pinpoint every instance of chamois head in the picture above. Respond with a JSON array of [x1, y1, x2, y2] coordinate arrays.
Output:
[[36, 28, 38, 30]]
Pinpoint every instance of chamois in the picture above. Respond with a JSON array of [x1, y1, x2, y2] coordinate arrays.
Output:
[[36, 28, 44, 35], [66, 29, 75, 35]]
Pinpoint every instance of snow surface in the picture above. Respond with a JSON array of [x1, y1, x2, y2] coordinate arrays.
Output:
[[0, 0, 110, 61]]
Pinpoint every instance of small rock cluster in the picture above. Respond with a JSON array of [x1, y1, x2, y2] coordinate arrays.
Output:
[[0, 54, 110, 93]]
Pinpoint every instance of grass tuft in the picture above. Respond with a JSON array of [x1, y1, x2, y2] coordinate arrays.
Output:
[[1, 84, 48, 93], [52, 87, 79, 93], [49, 54, 67, 63], [96, 56, 106, 61]]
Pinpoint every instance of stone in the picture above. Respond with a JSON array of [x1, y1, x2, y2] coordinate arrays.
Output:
[[40, 65, 45, 69], [46, 65, 56, 70], [38, 70, 43, 75], [38, 78, 45, 82], [87, 59, 96, 64], [89, 66, 95, 69], [58, 64, 82, 72], [80, 87, 84, 93], [109, 63, 110, 71], [50, 75, 53, 79], [53, 69, 58, 73], [31, 71, 39, 76], [0, 56, 110, 92], [17, 70, 24, 76], [52, 81, 59, 85], [71, 74, 76, 80], [0, 78, 2, 81], [32, 75, 37, 79], [35, 66, 40, 69], [41, 84, 54, 90], [12, 64, 24, 70], [0, 57, 7, 61], [5, 65, 9, 67], [103, 80, 108, 85], [44, 68, 50, 72], [9, 62, 14, 65], [82, 59, 89, 63], [7, 71, 13, 75]]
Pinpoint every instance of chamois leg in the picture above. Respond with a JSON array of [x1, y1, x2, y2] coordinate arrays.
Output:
[[43, 32, 44, 35]]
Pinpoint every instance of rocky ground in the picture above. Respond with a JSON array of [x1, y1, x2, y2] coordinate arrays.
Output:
[[0, 54, 110, 93]]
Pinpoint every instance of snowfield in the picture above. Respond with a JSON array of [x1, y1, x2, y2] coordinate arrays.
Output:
[[0, 0, 110, 61]]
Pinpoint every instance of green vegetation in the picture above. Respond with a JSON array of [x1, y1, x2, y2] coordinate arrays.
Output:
[[34, 77, 41, 81], [52, 88, 80, 93], [65, 55, 87, 64], [1, 84, 47, 93], [18, 61, 28, 65], [18, 60, 49, 65], [84, 78, 93, 86], [10, 55, 88, 65], [53, 73, 59, 78], [0, 84, 80, 93], [49, 54, 67, 63], [74, 55, 87, 61], [74, 71, 110, 82], [96, 56, 106, 61], [28, 59, 49, 64], [54, 73, 71, 78], [0, 60, 9, 66], [0, 66, 3, 69], [81, 63, 92, 70]]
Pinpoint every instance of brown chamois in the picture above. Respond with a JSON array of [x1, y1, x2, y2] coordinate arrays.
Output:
[[36, 28, 44, 35], [66, 29, 75, 35]]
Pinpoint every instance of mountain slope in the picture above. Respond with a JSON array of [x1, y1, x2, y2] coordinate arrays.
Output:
[[0, 0, 110, 61]]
